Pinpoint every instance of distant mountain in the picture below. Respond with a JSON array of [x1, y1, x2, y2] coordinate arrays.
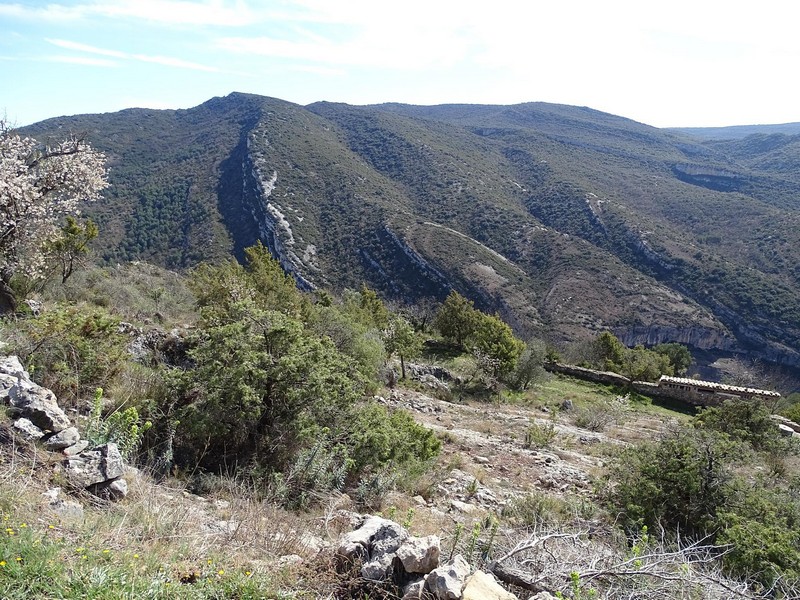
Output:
[[671, 122, 800, 140], [20, 94, 800, 368]]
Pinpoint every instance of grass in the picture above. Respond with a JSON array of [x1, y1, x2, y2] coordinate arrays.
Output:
[[0, 436, 327, 599]]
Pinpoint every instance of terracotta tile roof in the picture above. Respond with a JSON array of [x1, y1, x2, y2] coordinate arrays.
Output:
[[658, 375, 781, 398]]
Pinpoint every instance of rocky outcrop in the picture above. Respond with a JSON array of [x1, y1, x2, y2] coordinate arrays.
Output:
[[8, 383, 71, 433], [336, 514, 517, 600], [1, 356, 129, 501], [615, 325, 737, 352]]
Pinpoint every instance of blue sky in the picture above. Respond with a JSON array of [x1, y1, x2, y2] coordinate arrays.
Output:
[[1, 0, 798, 128]]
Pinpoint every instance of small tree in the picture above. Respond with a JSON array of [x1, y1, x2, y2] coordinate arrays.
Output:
[[383, 315, 422, 379], [470, 312, 525, 380], [619, 345, 672, 382], [0, 122, 108, 310], [511, 338, 549, 391], [359, 284, 390, 329], [591, 331, 626, 371], [653, 342, 693, 376], [42, 216, 99, 284], [434, 290, 479, 348]]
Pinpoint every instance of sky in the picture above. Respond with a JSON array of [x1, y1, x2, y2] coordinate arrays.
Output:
[[1, 0, 798, 128]]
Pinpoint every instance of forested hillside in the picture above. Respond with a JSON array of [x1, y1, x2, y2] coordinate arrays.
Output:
[[20, 93, 800, 371]]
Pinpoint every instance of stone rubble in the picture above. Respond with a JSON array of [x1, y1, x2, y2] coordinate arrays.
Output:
[[1, 355, 129, 501], [336, 515, 518, 600]]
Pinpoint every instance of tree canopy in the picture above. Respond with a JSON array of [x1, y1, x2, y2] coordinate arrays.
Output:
[[0, 122, 108, 310]]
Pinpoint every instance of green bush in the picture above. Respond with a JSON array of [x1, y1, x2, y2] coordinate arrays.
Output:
[[10, 303, 128, 404], [84, 387, 151, 460], [347, 403, 441, 478], [524, 420, 557, 449], [694, 398, 782, 451], [716, 480, 800, 589], [604, 428, 734, 538]]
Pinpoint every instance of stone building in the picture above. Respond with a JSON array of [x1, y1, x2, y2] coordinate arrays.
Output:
[[655, 375, 781, 406]]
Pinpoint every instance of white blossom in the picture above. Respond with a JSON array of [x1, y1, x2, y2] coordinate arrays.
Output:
[[0, 122, 109, 280]]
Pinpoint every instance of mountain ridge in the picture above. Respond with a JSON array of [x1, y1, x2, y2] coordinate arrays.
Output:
[[18, 93, 800, 370]]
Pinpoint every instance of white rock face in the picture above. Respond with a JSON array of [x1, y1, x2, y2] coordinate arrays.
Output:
[[12, 417, 45, 441], [396, 534, 440, 574], [425, 554, 471, 599], [9, 383, 71, 432], [462, 570, 518, 600], [63, 442, 125, 487], [43, 427, 81, 450]]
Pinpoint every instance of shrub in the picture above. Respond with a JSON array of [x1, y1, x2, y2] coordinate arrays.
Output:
[[524, 421, 557, 449], [85, 387, 151, 460], [10, 303, 128, 404], [694, 398, 782, 451], [571, 402, 621, 432], [347, 403, 441, 478], [604, 427, 734, 538]]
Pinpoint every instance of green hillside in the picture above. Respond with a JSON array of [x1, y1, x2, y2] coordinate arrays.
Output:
[[19, 94, 800, 369]]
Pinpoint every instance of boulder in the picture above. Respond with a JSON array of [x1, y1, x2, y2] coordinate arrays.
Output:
[[426, 554, 471, 599], [63, 440, 90, 456], [42, 488, 84, 520], [337, 515, 409, 567], [12, 417, 45, 441], [42, 427, 81, 451], [8, 383, 71, 432], [462, 570, 517, 600], [397, 535, 440, 574], [0, 355, 32, 402], [63, 442, 125, 488], [402, 577, 427, 600]]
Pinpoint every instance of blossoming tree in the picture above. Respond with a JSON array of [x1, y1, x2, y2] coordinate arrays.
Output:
[[0, 121, 108, 311]]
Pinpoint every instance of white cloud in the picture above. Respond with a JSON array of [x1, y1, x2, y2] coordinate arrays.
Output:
[[45, 38, 218, 72], [46, 39, 128, 58], [47, 55, 118, 67]]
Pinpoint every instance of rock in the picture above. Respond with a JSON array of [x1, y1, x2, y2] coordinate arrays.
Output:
[[106, 478, 129, 500], [402, 577, 427, 599], [426, 554, 471, 599], [42, 427, 81, 450], [450, 499, 479, 514], [42, 487, 62, 503], [50, 499, 85, 520], [531, 593, 558, 600], [420, 373, 449, 391], [42, 488, 84, 520], [63, 440, 90, 456], [205, 519, 238, 534], [8, 383, 71, 432], [300, 532, 327, 555], [475, 456, 491, 464], [277, 554, 303, 567], [397, 535, 440, 574], [560, 399, 574, 411], [462, 570, 517, 600], [0, 356, 33, 402], [362, 551, 396, 581], [778, 423, 795, 437], [23, 299, 43, 316], [336, 515, 409, 577], [88, 478, 129, 501], [63, 442, 125, 488], [12, 417, 44, 441], [772, 414, 800, 433], [413, 495, 427, 506]]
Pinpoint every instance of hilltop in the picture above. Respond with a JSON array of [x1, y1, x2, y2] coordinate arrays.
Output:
[[19, 93, 800, 375]]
